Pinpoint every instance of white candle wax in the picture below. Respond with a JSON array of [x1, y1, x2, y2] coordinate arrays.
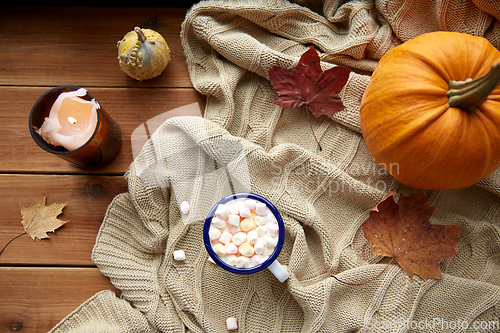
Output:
[[38, 88, 98, 151]]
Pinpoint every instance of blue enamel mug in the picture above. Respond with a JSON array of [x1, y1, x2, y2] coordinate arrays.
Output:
[[203, 192, 289, 281]]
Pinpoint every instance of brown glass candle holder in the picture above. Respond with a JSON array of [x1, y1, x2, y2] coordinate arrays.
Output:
[[29, 86, 122, 168]]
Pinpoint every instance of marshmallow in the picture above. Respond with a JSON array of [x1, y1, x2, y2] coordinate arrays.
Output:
[[246, 230, 259, 244], [213, 243, 225, 256], [211, 216, 226, 229], [244, 199, 257, 211], [180, 201, 190, 215], [240, 217, 256, 231], [255, 202, 267, 216], [263, 245, 275, 256], [219, 231, 233, 244], [209, 227, 222, 240], [215, 204, 228, 219], [230, 225, 241, 234], [239, 243, 255, 257], [173, 250, 186, 261], [250, 254, 266, 266], [232, 232, 247, 245], [263, 235, 276, 248], [254, 215, 266, 226], [226, 317, 238, 331], [227, 214, 240, 227], [266, 212, 277, 224], [256, 225, 267, 237], [266, 224, 279, 238], [227, 204, 239, 215], [254, 238, 265, 255], [225, 242, 238, 254], [239, 207, 251, 217], [222, 254, 237, 266], [235, 256, 250, 268], [223, 224, 231, 233]]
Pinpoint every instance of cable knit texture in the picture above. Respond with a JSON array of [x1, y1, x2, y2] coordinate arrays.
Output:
[[51, 1, 500, 332]]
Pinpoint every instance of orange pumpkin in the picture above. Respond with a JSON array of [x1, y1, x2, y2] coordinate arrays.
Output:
[[360, 31, 500, 190]]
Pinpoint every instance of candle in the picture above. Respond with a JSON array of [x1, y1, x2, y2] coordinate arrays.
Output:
[[30, 86, 122, 168], [37, 88, 98, 151]]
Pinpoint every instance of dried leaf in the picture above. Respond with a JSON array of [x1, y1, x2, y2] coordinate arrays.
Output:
[[371, 190, 399, 212], [361, 192, 461, 281], [20, 194, 68, 240], [268, 46, 351, 117]]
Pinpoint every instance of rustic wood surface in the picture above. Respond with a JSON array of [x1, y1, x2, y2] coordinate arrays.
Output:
[[0, 267, 120, 332], [0, 6, 205, 332]]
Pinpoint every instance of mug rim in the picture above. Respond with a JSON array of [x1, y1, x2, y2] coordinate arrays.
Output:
[[203, 192, 285, 274]]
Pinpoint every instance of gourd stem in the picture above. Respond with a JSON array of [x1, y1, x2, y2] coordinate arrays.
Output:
[[134, 27, 147, 43], [447, 63, 500, 112]]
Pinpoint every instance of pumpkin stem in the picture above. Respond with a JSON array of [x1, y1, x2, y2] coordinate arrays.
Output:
[[447, 63, 500, 112], [134, 27, 147, 43]]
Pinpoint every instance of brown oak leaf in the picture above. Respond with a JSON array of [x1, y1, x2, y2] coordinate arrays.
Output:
[[361, 191, 461, 281], [268, 45, 351, 117], [20, 194, 68, 240]]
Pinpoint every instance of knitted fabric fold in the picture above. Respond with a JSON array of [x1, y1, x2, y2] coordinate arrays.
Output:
[[51, 1, 500, 332]]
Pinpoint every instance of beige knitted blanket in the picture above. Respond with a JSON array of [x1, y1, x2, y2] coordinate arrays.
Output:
[[51, 1, 500, 332]]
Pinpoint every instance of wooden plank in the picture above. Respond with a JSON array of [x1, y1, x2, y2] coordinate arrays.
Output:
[[0, 6, 199, 333], [0, 266, 120, 333], [0, 86, 206, 174], [0, 174, 128, 266], [0, 6, 194, 88]]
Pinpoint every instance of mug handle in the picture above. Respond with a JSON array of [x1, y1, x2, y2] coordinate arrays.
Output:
[[267, 260, 290, 282]]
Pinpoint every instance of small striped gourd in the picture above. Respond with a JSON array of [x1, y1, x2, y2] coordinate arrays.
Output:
[[117, 27, 171, 81]]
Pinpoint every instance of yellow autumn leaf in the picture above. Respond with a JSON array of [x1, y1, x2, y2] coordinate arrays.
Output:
[[20, 194, 68, 240]]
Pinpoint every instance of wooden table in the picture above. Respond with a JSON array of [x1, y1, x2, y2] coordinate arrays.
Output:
[[0, 6, 205, 332]]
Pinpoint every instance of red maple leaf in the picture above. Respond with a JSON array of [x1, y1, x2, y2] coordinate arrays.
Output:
[[361, 192, 461, 281], [268, 46, 351, 117]]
